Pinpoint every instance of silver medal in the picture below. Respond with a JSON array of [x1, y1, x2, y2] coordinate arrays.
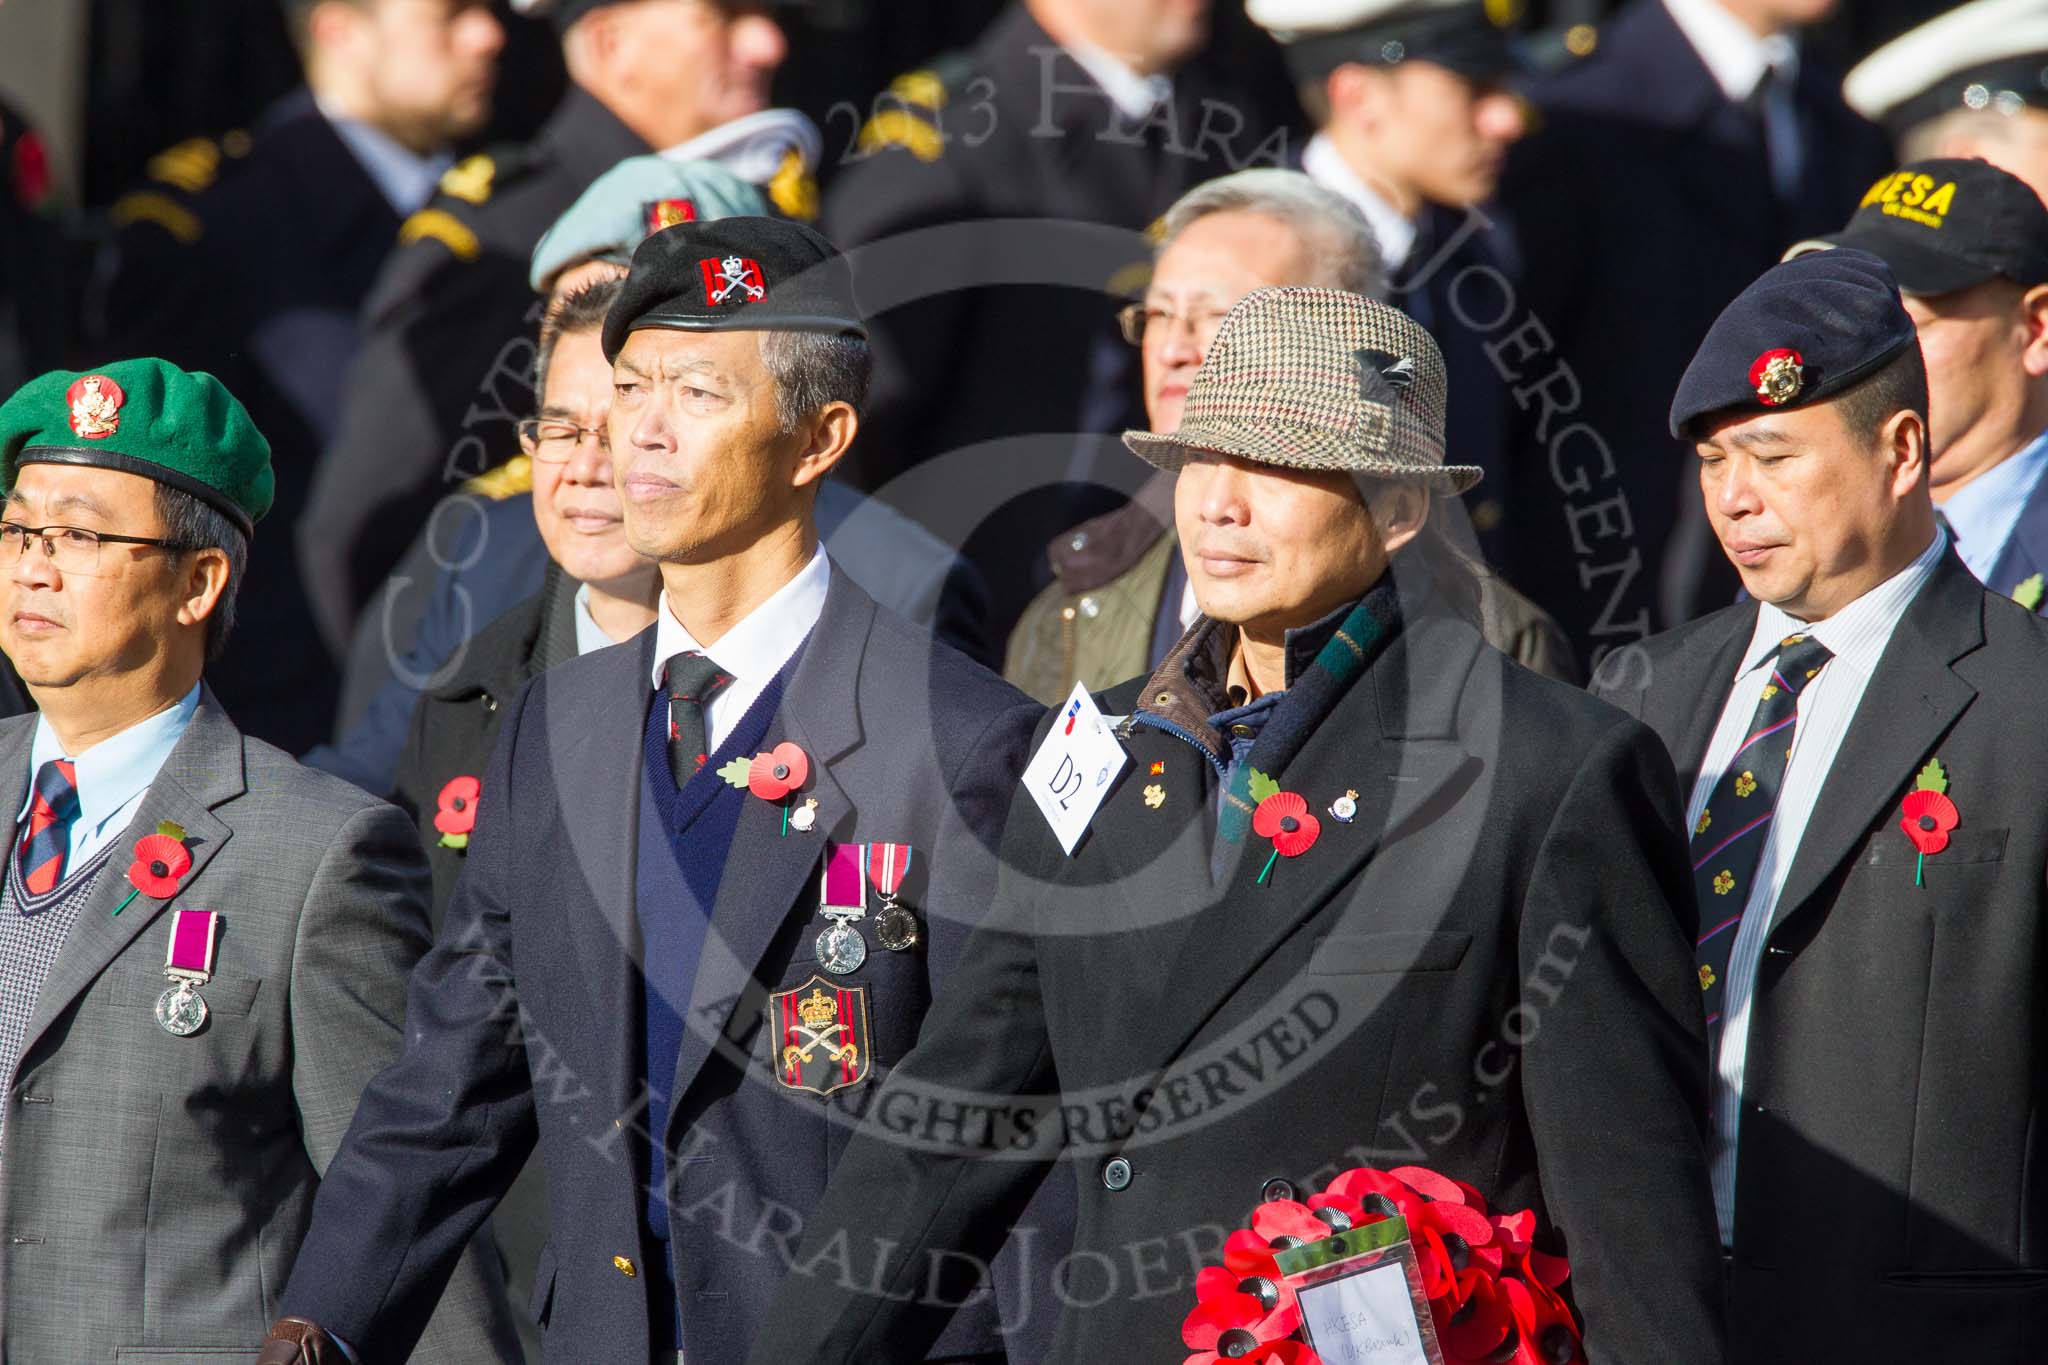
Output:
[[155, 982, 208, 1036], [873, 902, 919, 953], [815, 917, 867, 974]]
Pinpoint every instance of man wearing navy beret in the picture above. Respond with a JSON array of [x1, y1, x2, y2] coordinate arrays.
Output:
[[260, 218, 1061, 1365], [1594, 249, 2048, 1364], [0, 359, 516, 1361]]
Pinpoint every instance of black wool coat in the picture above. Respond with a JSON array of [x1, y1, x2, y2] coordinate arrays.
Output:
[[749, 589, 1728, 1365], [1595, 547, 2048, 1364]]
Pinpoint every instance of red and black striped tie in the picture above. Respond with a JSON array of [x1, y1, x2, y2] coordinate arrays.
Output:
[[19, 758, 79, 897]]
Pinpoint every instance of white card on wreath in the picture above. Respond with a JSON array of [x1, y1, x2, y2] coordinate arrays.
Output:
[[1294, 1258, 1434, 1365]]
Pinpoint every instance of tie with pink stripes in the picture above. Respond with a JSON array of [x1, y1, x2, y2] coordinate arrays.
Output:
[[1691, 633, 1834, 1038], [18, 759, 79, 898]]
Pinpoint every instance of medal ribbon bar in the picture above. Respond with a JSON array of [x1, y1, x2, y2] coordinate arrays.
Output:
[[165, 909, 219, 985], [820, 841, 866, 914]]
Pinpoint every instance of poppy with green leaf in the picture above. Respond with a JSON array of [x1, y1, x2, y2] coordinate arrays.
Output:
[[114, 820, 191, 916], [1898, 757, 1958, 887], [1248, 768, 1320, 885]]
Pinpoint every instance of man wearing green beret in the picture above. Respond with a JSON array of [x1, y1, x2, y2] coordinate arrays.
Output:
[[0, 359, 519, 1361]]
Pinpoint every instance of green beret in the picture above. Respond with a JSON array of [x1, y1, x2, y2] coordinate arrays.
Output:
[[0, 358, 273, 537]]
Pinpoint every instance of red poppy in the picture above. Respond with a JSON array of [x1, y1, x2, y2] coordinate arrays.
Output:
[[126, 831, 192, 899], [1181, 1285, 1314, 1365], [11, 130, 50, 211], [1253, 792, 1321, 858], [748, 742, 810, 801], [1899, 788, 1958, 855], [435, 775, 481, 838]]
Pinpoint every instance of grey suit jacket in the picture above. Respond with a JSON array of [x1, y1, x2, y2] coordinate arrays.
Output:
[[0, 689, 520, 1364]]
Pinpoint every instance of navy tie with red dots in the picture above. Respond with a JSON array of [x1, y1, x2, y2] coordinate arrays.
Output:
[[662, 651, 732, 789]]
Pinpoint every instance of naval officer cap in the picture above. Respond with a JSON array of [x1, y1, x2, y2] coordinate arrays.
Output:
[[1670, 250, 1918, 440], [0, 358, 273, 537], [1844, 0, 2048, 135], [1786, 158, 2048, 296], [601, 216, 865, 362], [1248, 0, 1527, 84]]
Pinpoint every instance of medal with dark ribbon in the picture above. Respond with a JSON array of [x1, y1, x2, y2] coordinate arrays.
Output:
[[867, 842, 918, 952], [156, 909, 220, 1036], [815, 842, 867, 974]]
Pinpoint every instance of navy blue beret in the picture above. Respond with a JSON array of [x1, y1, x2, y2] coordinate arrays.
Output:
[[602, 215, 865, 362], [1669, 248, 1917, 439]]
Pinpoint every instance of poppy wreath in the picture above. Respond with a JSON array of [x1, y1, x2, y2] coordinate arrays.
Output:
[[1898, 757, 1957, 887], [114, 821, 193, 915], [1181, 1164, 1585, 1365], [435, 775, 481, 851]]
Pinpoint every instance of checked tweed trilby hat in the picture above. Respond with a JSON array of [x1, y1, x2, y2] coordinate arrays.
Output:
[[1123, 286, 1482, 494]]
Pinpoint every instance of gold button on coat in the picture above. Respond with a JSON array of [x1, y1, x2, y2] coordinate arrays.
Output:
[[613, 1255, 637, 1277]]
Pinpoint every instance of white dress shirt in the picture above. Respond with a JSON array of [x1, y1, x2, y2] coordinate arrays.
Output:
[[1064, 37, 1174, 121], [1685, 529, 1945, 1243], [15, 685, 200, 870], [648, 547, 831, 753], [1939, 426, 2048, 589], [1661, 0, 1803, 195], [1302, 132, 1418, 272]]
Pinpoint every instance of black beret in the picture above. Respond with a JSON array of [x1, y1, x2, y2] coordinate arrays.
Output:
[[601, 215, 865, 362], [1669, 249, 1918, 439]]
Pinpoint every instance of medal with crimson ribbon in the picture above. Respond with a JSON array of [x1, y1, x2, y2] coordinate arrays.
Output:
[[815, 842, 868, 974]]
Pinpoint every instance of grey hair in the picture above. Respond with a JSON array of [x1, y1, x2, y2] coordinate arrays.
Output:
[[152, 484, 247, 662], [1155, 169, 1388, 299], [757, 331, 873, 434]]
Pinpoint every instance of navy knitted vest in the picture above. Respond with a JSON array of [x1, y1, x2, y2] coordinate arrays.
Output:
[[634, 663, 791, 1350]]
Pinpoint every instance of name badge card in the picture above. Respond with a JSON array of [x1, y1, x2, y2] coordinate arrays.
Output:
[[1276, 1217, 1443, 1365], [1023, 682, 1129, 855]]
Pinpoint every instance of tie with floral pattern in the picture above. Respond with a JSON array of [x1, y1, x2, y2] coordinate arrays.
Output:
[[1691, 633, 1834, 1038]]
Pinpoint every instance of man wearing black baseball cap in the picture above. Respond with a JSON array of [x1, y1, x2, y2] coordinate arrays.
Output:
[[256, 217, 1060, 1364], [1789, 158, 2048, 610], [1249, 0, 1529, 562]]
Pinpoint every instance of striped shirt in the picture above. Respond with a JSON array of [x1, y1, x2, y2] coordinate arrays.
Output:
[[1685, 529, 1945, 1244]]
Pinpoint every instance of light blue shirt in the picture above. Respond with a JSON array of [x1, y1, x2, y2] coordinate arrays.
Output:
[[1939, 427, 2048, 588], [573, 582, 617, 657], [320, 101, 451, 217], [15, 686, 200, 869]]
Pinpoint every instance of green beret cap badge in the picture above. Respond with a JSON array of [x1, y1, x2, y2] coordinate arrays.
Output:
[[1, 357, 274, 537]]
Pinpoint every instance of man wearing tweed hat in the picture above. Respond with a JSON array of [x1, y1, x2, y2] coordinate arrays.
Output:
[[0, 359, 517, 1361], [752, 288, 1726, 1363]]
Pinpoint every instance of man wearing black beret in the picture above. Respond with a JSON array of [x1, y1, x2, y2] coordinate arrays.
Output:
[[1594, 248, 2048, 1364], [297, 0, 804, 668], [259, 217, 1062, 1365]]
